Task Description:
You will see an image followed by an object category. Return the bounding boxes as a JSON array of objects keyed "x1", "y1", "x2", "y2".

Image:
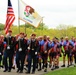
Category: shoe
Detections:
[
  {"x1": 49, "y1": 64, "x2": 52, "y2": 68},
  {"x1": 16, "y1": 69, "x2": 20, "y2": 73},
  {"x1": 26, "y1": 71, "x2": 30, "y2": 74},
  {"x1": 31, "y1": 71, "x2": 35, "y2": 74},
  {"x1": 70, "y1": 63, "x2": 73, "y2": 66},
  {"x1": 1, "y1": 66, "x2": 4, "y2": 68},
  {"x1": 55, "y1": 66, "x2": 59, "y2": 69},
  {"x1": 61, "y1": 64, "x2": 65, "y2": 67},
  {"x1": 12, "y1": 66, "x2": 15, "y2": 69},
  {"x1": 3, "y1": 69, "x2": 8, "y2": 72},
  {"x1": 19, "y1": 70, "x2": 23, "y2": 73},
  {"x1": 74, "y1": 64, "x2": 76, "y2": 67},
  {"x1": 51, "y1": 67, "x2": 55, "y2": 70},
  {"x1": 0, "y1": 65, "x2": 3, "y2": 68},
  {"x1": 42, "y1": 66, "x2": 44, "y2": 69},
  {"x1": 67, "y1": 65, "x2": 70, "y2": 67},
  {"x1": 44, "y1": 68, "x2": 47, "y2": 72},
  {"x1": 8, "y1": 70, "x2": 11, "y2": 72},
  {"x1": 38, "y1": 68, "x2": 41, "y2": 71}
]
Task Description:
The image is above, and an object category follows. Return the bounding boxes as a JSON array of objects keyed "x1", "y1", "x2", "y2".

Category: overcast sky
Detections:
[{"x1": 0, "y1": 0, "x2": 76, "y2": 28}]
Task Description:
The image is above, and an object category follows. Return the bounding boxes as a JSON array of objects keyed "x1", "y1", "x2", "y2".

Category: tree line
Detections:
[{"x1": 0, "y1": 23, "x2": 76, "y2": 39}]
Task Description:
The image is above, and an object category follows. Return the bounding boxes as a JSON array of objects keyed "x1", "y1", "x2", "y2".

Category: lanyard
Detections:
[
  {"x1": 43, "y1": 41, "x2": 47, "y2": 51},
  {"x1": 54, "y1": 44, "x2": 57, "y2": 51}
]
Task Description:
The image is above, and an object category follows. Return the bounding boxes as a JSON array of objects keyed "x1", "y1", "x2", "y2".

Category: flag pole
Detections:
[
  {"x1": 18, "y1": 0, "x2": 20, "y2": 34},
  {"x1": 25, "y1": 23, "x2": 26, "y2": 34},
  {"x1": 18, "y1": 0, "x2": 21, "y2": 49}
]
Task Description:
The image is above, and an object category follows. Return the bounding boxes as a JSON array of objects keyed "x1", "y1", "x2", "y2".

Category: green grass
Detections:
[{"x1": 44, "y1": 67, "x2": 76, "y2": 75}]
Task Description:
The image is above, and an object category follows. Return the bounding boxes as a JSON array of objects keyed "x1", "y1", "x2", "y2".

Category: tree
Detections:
[
  {"x1": 0, "y1": 23, "x2": 4, "y2": 31},
  {"x1": 56, "y1": 24, "x2": 69, "y2": 37}
]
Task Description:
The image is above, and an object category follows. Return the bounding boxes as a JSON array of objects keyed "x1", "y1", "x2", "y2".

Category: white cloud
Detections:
[{"x1": 0, "y1": 0, "x2": 76, "y2": 28}]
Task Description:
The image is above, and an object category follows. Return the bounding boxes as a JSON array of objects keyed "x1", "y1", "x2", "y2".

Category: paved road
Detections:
[{"x1": 0, "y1": 61, "x2": 73, "y2": 75}]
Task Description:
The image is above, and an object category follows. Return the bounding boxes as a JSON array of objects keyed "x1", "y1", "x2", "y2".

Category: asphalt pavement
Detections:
[{"x1": 0, "y1": 61, "x2": 74, "y2": 75}]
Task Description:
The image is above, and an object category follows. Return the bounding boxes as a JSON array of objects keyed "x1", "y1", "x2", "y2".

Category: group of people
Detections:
[{"x1": 0, "y1": 29, "x2": 76, "y2": 74}]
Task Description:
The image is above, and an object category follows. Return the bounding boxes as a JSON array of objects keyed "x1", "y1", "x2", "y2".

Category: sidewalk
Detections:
[{"x1": 0, "y1": 61, "x2": 72, "y2": 75}]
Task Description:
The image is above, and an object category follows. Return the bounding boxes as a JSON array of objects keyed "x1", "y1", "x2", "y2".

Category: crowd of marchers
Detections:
[{"x1": 0, "y1": 29, "x2": 76, "y2": 74}]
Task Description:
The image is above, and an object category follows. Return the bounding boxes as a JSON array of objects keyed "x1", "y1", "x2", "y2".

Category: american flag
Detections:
[{"x1": 4, "y1": 0, "x2": 15, "y2": 34}]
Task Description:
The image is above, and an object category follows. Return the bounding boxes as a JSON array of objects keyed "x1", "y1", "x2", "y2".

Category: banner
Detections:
[{"x1": 19, "y1": 0, "x2": 42, "y2": 27}]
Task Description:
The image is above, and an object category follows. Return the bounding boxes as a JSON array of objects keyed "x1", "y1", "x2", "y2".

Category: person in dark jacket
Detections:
[
  {"x1": 3, "y1": 30, "x2": 15, "y2": 72},
  {"x1": 16, "y1": 32, "x2": 27, "y2": 73},
  {"x1": 26, "y1": 34, "x2": 39, "y2": 74}
]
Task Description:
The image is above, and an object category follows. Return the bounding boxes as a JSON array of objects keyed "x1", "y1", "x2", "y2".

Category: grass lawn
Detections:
[{"x1": 44, "y1": 67, "x2": 76, "y2": 75}]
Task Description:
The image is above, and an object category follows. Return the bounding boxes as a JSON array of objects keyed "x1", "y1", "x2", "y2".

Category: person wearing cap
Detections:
[
  {"x1": 3, "y1": 30, "x2": 16, "y2": 72},
  {"x1": 15, "y1": 32, "x2": 27, "y2": 73},
  {"x1": 26, "y1": 33, "x2": 39, "y2": 74}
]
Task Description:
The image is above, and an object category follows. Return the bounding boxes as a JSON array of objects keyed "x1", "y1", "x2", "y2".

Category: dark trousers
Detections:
[
  {"x1": 74, "y1": 56, "x2": 76, "y2": 64},
  {"x1": 16, "y1": 53, "x2": 25, "y2": 71},
  {"x1": 42, "y1": 53, "x2": 48, "y2": 68},
  {"x1": 0, "y1": 55, "x2": 2, "y2": 66},
  {"x1": 28, "y1": 54, "x2": 37, "y2": 73},
  {"x1": 3, "y1": 51, "x2": 13, "y2": 70}
]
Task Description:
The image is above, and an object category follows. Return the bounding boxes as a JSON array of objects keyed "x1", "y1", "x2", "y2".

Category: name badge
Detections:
[
  {"x1": 35, "y1": 52, "x2": 37, "y2": 55},
  {"x1": 19, "y1": 48, "x2": 22, "y2": 52},
  {"x1": 28, "y1": 47, "x2": 30, "y2": 50},
  {"x1": 7, "y1": 46, "x2": 10, "y2": 50},
  {"x1": 32, "y1": 48, "x2": 34, "y2": 51},
  {"x1": 0, "y1": 53, "x2": 1, "y2": 55}
]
